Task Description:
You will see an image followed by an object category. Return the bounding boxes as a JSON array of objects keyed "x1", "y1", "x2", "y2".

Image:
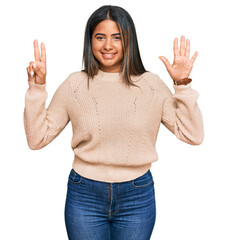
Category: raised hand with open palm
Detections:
[
  {"x1": 159, "y1": 35, "x2": 198, "y2": 83},
  {"x1": 26, "y1": 39, "x2": 46, "y2": 85}
]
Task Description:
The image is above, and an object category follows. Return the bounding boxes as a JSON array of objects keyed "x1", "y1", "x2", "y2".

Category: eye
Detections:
[
  {"x1": 114, "y1": 37, "x2": 121, "y2": 40},
  {"x1": 96, "y1": 37, "x2": 104, "y2": 40}
]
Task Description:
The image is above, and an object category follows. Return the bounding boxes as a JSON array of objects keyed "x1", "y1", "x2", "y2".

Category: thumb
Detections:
[{"x1": 159, "y1": 56, "x2": 171, "y2": 70}]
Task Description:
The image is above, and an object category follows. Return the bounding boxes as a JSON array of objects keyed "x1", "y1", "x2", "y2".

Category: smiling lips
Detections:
[{"x1": 101, "y1": 52, "x2": 117, "y2": 59}]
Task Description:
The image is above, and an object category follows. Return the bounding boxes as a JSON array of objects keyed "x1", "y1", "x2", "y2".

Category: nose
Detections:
[{"x1": 103, "y1": 38, "x2": 113, "y2": 51}]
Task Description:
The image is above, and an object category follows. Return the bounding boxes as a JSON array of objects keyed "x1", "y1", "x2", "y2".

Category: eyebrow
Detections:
[{"x1": 95, "y1": 33, "x2": 120, "y2": 37}]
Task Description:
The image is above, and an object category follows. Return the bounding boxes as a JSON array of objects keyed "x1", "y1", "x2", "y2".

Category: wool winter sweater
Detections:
[{"x1": 24, "y1": 69, "x2": 204, "y2": 183}]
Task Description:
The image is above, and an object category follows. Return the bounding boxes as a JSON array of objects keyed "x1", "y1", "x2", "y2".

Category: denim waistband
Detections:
[{"x1": 69, "y1": 168, "x2": 153, "y2": 186}]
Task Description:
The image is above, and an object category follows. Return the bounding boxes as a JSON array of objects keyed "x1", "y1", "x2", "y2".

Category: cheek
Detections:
[
  {"x1": 117, "y1": 47, "x2": 123, "y2": 58},
  {"x1": 92, "y1": 39, "x2": 102, "y2": 49},
  {"x1": 115, "y1": 43, "x2": 123, "y2": 54},
  {"x1": 91, "y1": 39, "x2": 99, "y2": 52},
  {"x1": 92, "y1": 44, "x2": 100, "y2": 59}
]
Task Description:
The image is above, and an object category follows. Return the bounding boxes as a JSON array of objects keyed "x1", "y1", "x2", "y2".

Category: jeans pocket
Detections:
[
  {"x1": 68, "y1": 168, "x2": 83, "y2": 185},
  {"x1": 131, "y1": 170, "x2": 154, "y2": 188}
]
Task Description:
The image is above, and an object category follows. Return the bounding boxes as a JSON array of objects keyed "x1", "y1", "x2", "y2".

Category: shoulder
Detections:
[
  {"x1": 142, "y1": 71, "x2": 169, "y2": 88},
  {"x1": 132, "y1": 71, "x2": 160, "y2": 87},
  {"x1": 136, "y1": 71, "x2": 160, "y2": 82},
  {"x1": 138, "y1": 71, "x2": 172, "y2": 96},
  {"x1": 65, "y1": 71, "x2": 88, "y2": 89},
  {"x1": 68, "y1": 70, "x2": 88, "y2": 81}
]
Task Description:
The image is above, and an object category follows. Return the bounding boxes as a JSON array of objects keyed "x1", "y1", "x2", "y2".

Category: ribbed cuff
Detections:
[
  {"x1": 173, "y1": 82, "x2": 192, "y2": 94},
  {"x1": 28, "y1": 80, "x2": 46, "y2": 91}
]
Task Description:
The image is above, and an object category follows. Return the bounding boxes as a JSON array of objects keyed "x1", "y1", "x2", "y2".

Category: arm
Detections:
[
  {"x1": 157, "y1": 75, "x2": 204, "y2": 145},
  {"x1": 23, "y1": 75, "x2": 71, "y2": 150}
]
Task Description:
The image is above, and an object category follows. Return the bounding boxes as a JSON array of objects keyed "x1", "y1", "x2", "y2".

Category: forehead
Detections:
[{"x1": 93, "y1": 20, "x2": 120, "y2": 34}]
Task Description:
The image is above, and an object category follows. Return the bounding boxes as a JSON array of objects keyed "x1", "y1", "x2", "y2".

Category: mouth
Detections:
[{"x1": 101, "y1": 52, "x2": 117, "y2": 59}]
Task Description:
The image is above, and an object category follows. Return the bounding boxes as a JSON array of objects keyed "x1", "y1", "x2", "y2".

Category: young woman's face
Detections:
[{"x1": 92, "y1": 19, "x2": 123, "y2": 72}]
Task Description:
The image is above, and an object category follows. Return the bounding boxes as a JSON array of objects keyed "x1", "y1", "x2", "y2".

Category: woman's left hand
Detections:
[{"x1": 159, "y1": 35, "x2": 198, "y2": 82}]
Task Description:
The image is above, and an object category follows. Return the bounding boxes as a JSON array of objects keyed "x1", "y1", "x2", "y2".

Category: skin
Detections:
[
  {"x1": 159, "y1": 36, "x2": 198, "y2": 82},
  {"x1": 91, "y1": 19, "x2": 123, "y2": 73},
  {"x1": 26, "y1": 21, "x2": 198, "y2": 84},
  {"x1": 26, "y1": 40, "x2": 46, "y2": 85}
]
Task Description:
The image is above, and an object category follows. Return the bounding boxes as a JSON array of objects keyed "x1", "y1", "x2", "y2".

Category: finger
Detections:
[
  {"x1": 173, "y1": 38, "x2": 179, "y2": 56},
  {"x1": 190, "y1": 51, "x2": 198, "y2": 64},
  {"x1": 159, "y1": 56, "x2": 172, "y2": 71},
  {"x1": 34, "y1": 39, "x2": 41, "y2": 62},
  {"x1": 180, "y1": 35, "x2": 186, "y2": 56},
  {"x1": 29, "y1": 61, "x2": 36, "y2": 70},
  {"x1": 186, "y1": 39, "x2": 190, "y2": 58},
  {"x1": 27, "y1": 65, "x2": 35, "y2": 83},
  {"x1": 40, "y1": 42, "x2": 46, "y2": 64},
  {"x1": 29, "y1": 61, "x2": 36, "y2": 76},
  {"x1": 32, "y1": 61, "x2": 44, "y2": 79}
]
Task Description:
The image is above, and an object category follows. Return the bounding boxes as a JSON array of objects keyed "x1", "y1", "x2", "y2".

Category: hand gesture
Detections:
[
  {"x1": 159, "y1": 35, "x2": 198, "y2": 82},
  {"x1": 26, "y1": 40, "x2": 46, "y2": 85}
]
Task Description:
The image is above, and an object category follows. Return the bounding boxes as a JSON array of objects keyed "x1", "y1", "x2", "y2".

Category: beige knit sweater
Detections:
[{"x1": 24, "y1": 69, "x2": 204, "y2": 182}]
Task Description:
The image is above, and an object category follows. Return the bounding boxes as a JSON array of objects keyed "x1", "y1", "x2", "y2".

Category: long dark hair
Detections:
[{"x1": 81, "y1": 5, "x2": 148, "y2": 89}]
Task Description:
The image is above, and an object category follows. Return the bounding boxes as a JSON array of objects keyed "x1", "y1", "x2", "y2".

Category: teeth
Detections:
[{"x1": 103, "y1": 53, "x2": 115, "y2": 56}]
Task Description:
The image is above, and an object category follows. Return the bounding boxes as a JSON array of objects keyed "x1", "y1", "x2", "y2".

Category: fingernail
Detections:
[
  {"x1": 33, "y1": 63, "x2": 36, "y2": 68},
  {"x1": 31, "y1": 70, "x2": 34, "y2": 76}
]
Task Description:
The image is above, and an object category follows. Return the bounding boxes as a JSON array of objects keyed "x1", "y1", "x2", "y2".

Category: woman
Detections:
[{"x1": 24, "y1": 5, "x2": 204, "y2": 240}]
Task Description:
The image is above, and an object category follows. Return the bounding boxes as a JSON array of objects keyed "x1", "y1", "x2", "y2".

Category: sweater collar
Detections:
[{"x1": 94, "y1": 69, "x2": 123, "y2": 82}]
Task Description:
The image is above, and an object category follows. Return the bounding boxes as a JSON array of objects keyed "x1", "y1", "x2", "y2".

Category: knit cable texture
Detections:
[{"x1": 24, "y1": 70, "x2": 204, "y2": 182}]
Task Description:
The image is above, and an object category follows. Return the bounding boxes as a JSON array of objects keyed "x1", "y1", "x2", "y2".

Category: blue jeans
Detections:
[{"x1": 64, "y1": 168, "x2": 156, "y2": 240}]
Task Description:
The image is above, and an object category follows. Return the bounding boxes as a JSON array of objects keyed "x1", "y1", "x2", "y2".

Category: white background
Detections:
[{"x1": 0, "y1": 0, "x2": 227, "y2": 239}]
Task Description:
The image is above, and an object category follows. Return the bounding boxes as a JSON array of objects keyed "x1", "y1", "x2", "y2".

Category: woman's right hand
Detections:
[{"x1": 26, "y1": 40, "x2": 47, "y2": 85}]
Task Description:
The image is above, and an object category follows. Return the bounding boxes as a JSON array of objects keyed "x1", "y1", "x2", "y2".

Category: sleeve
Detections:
[
  {"x1": 156, "y1": 74, "x2": 204, "y2": 145},
  {"x1": 23, "y1": 74, "x2": 71, "y2": 150}
]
